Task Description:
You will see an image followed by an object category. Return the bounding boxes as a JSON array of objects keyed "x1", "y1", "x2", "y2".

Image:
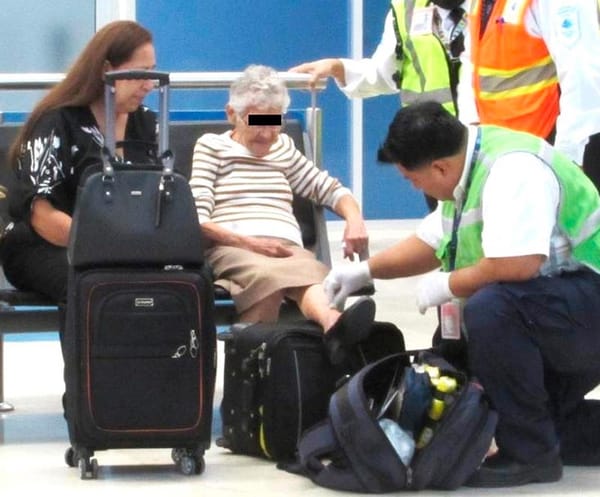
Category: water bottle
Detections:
[{"x1": 379, "y1": 418, "x2": 415, "y2": 466}]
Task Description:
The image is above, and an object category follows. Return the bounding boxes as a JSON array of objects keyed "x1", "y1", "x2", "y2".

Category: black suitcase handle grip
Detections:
[{"x1": 104, "y1": 70, "x2": 170, "y2": 87}]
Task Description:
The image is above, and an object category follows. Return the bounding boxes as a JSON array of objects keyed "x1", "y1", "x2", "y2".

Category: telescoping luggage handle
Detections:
[{"x1": 103, "y1": 69, "x2": 172, "y2": 175}]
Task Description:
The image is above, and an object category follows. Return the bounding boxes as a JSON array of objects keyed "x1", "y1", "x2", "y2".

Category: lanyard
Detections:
[
  {"x1": 447, "y1": 128, "x2": 482, "y2": 271},
  {"x1": 448, "y1": 7, "x2": 468, "y2": 46}
]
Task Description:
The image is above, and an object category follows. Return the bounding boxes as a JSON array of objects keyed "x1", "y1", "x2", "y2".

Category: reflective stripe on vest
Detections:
[
  {"x1": 391, "y1": 0, "x2": 456, "y2": 115},
  {"x1": 469, "y1": 0, "x2": 559, "y2": 138},
  {"x1": 478, "y1": 55, "x2": 558, "y2": 100},
  {"x1": 437, "y1": 126, "x2": 600, "y2": 273}
]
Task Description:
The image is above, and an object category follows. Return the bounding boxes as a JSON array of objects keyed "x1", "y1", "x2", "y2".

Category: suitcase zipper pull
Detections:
[
  {"x1": 190, "y1": 329, "x2": 199, "y2": 358},
  {"x1": 171, "y1": 331, "x2": 198, "y2": 360},
  {"x1": 172, "y1": 345, "x2": 187, "y2": 359}
]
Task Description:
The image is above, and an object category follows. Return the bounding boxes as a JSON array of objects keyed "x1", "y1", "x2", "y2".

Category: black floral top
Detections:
[{"x1": 9, "y1": 105, "x2": 157, "y2": 223}]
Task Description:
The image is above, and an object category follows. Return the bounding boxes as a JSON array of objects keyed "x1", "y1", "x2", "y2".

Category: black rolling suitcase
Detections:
[
  {"x1": 63, "y1": 70, "x2": 216, "y2": 479},
  {"x1": 216, "y1": 319, "x2": 406, "y2": 462}
]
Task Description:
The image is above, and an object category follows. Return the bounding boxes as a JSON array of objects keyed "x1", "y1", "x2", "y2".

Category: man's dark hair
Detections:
[{"x1": 377, "y1": 101, "x2": 467, "y2": 170}]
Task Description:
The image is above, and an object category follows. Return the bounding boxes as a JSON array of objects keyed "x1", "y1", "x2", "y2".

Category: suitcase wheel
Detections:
[
  {"x1": 172, "y1": 448, "x2": 206, "y2": 476},
  {"x1": 78, "y1": 457, "x2": 99, "y2": 480},
  {"x1": 64, "y1": 447, "x2": 76, "y2": 468},
  {"x1": 65, "y1": 446, "x2": 98, "y2": 479}
]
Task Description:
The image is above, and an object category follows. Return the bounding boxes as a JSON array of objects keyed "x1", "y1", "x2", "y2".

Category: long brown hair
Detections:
[{"x1": 9, "y1": 20, "x2": 153, "y2": 167}]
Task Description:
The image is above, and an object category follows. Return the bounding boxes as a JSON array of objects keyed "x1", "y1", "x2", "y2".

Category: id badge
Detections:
[
  {"x1": 441, "y1": 299, "x2": 462, "y2": 340},
  {"x1": 410, "y1": 7, "x2": 436, "y2": 36}
]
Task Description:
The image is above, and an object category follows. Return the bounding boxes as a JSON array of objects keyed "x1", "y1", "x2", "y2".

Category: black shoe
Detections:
[
  {"x1": 465, "y1": 450, "x2": 563, "y2": 488},
  {"x1": 324, "y1": 297, "x2": 376, "y2": 365}
]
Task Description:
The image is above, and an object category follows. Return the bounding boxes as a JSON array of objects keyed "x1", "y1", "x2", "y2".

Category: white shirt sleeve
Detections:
[
  {"x1": 338, "y1": 10, "x2": 400, "y2": 98},
  {"x1": 416, "y1": 203, "x2": 445, "y2": 250},
  {"x1": 481, "y1": 152, "x2": 559, "y2": 258},
  {"x1": 341, "y1": 3, "x2": 474, "y2": 107},
  {"x1": 528, "y1": 0, "x2": 600, "y2": 164}
]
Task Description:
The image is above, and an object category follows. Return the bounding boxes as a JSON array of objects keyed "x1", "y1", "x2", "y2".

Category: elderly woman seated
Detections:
[{"x1": 190, "y1": 64, "x2": 374, "y2": 364}]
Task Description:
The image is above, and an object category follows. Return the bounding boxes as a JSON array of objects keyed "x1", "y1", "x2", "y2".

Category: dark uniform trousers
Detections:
[{"x1": 463, "y1": 269, "x2": 600, "y2": 465}]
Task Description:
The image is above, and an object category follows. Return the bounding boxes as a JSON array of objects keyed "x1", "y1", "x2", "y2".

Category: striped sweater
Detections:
[{"x1": 190, "y1": 131, "x2": 351, "y2": 246}]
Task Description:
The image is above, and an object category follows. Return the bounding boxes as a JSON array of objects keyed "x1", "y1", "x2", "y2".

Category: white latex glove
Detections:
[
  {"x1": 324, "y1": 261, "x2": 372, "y2": 310},
  {"x1": 416, "y1": 272, "x2": 454, "y2": 314}
]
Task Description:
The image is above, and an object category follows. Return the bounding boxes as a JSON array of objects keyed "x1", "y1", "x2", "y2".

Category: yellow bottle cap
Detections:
[
  {"x1": 424, "y1": 365, "x2": 440, "y2": 379},
  {"x1": 429, "y1": 398, "x2": 445, "y2": 420},
  {"x1": 432, "y1": 376, "x2": 458, "y2": 393}
]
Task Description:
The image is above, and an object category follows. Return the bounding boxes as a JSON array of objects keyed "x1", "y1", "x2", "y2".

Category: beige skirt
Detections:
[{"x1": 206, "y1": 242, "x2": 330, "y2": 313}]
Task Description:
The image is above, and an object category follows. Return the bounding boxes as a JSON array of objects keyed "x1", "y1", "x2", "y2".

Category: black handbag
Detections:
[{"x1": 68, "y1": 70, "x2": 204, "y2": 269}]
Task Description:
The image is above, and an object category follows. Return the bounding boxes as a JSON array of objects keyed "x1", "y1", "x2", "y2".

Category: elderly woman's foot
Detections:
[{"x1": 324, "y1": 297, "x2": 376, "y2": 365}]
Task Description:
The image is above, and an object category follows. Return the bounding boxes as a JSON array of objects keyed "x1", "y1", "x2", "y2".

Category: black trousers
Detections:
[
  {"x1": 463, "y1": 271, "x2": 600, "y2": 465},
  {"x1": 0, "y1": 223, "x2": 68, "y2": 303}
]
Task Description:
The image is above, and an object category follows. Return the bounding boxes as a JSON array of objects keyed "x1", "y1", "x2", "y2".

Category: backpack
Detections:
[{"x1": 295, "y1": 351, "x2": 498, "y2": 492}]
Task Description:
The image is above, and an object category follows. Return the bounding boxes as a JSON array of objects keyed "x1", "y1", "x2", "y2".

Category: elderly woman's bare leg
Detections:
[
  {"x1": 239, "y1": 291, "x2": 285, "y2": 323},
  {"x1": 288, "y1": 283, "x2": 341, "y2": 330}
]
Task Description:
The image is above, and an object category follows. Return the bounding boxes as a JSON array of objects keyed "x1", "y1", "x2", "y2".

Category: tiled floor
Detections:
[{"x1": 1, "y1": 219, "x2": 599, "y2": 495}]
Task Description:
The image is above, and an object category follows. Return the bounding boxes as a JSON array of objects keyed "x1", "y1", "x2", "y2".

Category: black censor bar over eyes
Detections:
[{"x1": 248, "y1": 114, "x2": 283, "y2": 126}]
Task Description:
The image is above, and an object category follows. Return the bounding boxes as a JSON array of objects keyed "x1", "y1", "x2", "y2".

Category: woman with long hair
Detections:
[{"x1": 1, "y1": 20, "x2": 157, "y2": 303}]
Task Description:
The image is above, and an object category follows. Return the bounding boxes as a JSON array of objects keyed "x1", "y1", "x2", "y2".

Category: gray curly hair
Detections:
[{"x1": 228, "y1": 64, "x2": 291, "y2": 115}]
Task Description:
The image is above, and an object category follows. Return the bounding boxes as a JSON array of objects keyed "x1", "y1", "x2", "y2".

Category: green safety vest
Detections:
[
  {"x1": 391, "y1": 0, "x2": 457, "y2": 115},
  {"x1": 437, "y1": 126, "x2": 600, "y2": 273}
]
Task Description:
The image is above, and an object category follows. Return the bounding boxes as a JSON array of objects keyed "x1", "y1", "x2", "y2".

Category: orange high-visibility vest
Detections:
[{"x1": 469, "y1": 0, "x2": 559, "y2": 138}]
